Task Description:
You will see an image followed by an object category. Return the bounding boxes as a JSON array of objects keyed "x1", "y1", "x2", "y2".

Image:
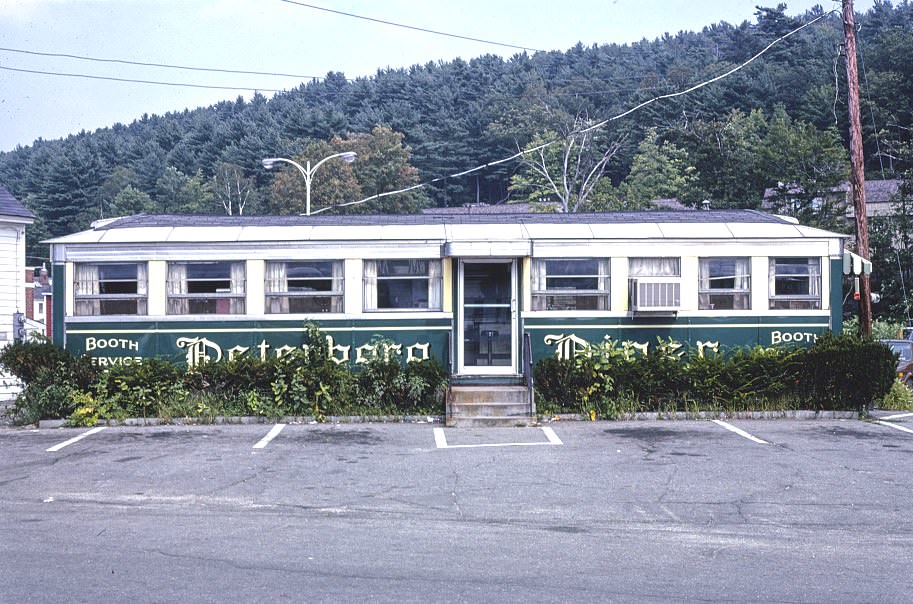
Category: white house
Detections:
[{"x1": 0, "y1": 184, "x2": 35, "y2": 404}]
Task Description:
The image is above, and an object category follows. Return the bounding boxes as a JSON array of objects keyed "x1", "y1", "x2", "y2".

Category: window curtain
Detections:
[
  {"x1": 136, "y1": 262, "x2": 148, "y2": 315},
  {"x1": 363, "y1": 260, "x2": 378, "y2": 311},
  {"x1": 808, "y1": 258, "x2": 821, "y2": 298},
  {"x1": 74, "y1": 264, "x2": 100, "y2": 315},
  {"x1": 265, "y1": 261, "x2": 288, "y2": 314},
  {"x1": 597, "y1": 259, "x2": 610, "y2": 310},
  {"x1": 428, "y1": 260, "x2": 442, "y2": 310},
  {"x1": 733, "y1": 258, "x2": 750, "y2": 290},
  {"x1": 531, "y1": 260, "x2": 547, "y2": 292},
  {"x1": 230, "y1": 262, "x2": 246, "y2": 314},
  {"x1": 166, "y1": 263, "x2": 188, "y2": 315},
  {"x1": 531, "y1": 260, "x2": 547, "y2": 310},
  {"x1": 331, "y1": 261, "x2": 344, "y2": 313},
  {"x1": 629, "y1": 257, "x2": 680, "y2": 277}
]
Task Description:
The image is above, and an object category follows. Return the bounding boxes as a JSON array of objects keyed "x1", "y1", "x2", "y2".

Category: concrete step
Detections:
[
  {"x1": 447, "y1": 416, "x2": 538, "y2": 428},
  {"x1": 447, "y1": 384, "x2": 534, "y2": 427}
]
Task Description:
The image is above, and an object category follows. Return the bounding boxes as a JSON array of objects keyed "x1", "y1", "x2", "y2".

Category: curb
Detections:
[
  {"x1": 542, "y1": 410, "x2": 862, "y2": 422},
  {"x1": 38, "y1": 414, "x2": 444, "y2": 429}
]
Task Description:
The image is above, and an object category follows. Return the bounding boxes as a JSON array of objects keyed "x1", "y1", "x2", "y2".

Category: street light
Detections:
[{"x1": 261, "y1": 151, "x2": 357, "y2": 216}]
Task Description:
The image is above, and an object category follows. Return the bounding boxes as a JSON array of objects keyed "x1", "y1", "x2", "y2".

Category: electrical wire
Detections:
[
  {"x1": 276, "y1": 0, "x2": 543, "y2": 52},
  {"x1": 0, "y1": 64, "x2": 284, "y2": 92},
  {"x1": 0, "y1": 46, "x2": 321, "y2": 80},
  {"x1": 313, "y1": 10, "x2": 838, "y2": 214}
]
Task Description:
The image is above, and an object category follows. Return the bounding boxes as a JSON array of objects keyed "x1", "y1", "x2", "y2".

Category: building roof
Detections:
[
  {"x1": 47, "y1": 210, "x2": 846, "y2": 247},
  {"x1": 90, "y1": 209, "x2": 793, "y2": 229},
  {"x1": 0, "y1": 183, "x2": 35, "y2": 220}
]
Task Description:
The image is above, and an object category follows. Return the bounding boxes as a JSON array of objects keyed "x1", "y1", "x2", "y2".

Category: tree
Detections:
[
  {"x1": 211, "y1": 162, "x2": 257, "y2": 216},
  {"x1": 509, "y1": 115, "x2": 622, "y2": 213},
  {"x1": 110, "y1": 186, "x2": 156, "y2": 216},
  {"x1": 761, "y1": 107, "x2": 850, "y2": 231},
  {"x1": 338, "y1": 125, "x2": 430, "y2": 214},
  {"x1": 263, "y1": 139, "x2": 361, "y2": 215},
  {"x1": 262, "y1": 127, "x2": 429, "y2": 215},
  {"x1": 614, "y1": 128, "x2": 698, "y2": 209},
  {"x1": 155, "y1": 167, "x2": 213, "y2": 214},
  {"x1": 671, "y1": 109, "x2": 770, "y2": 209}
]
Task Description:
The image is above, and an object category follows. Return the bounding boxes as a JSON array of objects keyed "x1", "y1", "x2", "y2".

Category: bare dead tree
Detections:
[{"x1": 213, "y1": 162, "x2": 253, "y2": 216}]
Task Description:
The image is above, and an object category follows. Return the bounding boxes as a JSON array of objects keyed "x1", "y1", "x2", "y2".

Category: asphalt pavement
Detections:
[{"x1": 1, "y1": 414, "x2": 912, "y2": 603}]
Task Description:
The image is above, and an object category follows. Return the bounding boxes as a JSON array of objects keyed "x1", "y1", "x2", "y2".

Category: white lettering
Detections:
[{"x1": 771, "y1": 331, "x2": 819, "y2": 345}]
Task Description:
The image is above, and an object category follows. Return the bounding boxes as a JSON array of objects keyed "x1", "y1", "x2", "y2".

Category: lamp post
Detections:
[{"x1": 261, "y1": 151, "x2": 357, "y2": 216}]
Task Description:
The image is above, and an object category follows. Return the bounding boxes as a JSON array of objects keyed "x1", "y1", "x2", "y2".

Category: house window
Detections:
[
  {"x1": 265, "y1": 260, "x2": 343, "y2": 313},
  {"x1": 769, "y1": 257, "x2": 821, "y2": 309},
  {"x1": 531, "y1": 259, "x2": 610, "y2": 310},
  {"x1": 167, "y1": 261, "x2": 245, "y2": 315},
  {"x1": 74, "y1": 263, "x2": 147, "y2": 316},
  {"x1": 363, "y1": 259, "x2": 442, "y2": 311},
  {"x1": 699, "y1": 258, "x2": 751, "y2": 310},
  {"x1": 628, "y1": 257, "x2": 681, "y2": 309}
]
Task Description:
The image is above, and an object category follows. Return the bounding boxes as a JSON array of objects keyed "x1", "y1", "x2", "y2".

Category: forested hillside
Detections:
[{"x1": 2, "y1": 2, "x2": 912, "y2": 266}]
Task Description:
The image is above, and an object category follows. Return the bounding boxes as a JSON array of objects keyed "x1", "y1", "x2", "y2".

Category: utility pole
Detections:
[{"x1": 843, "y1": 0, "x2": 873, "y2": 336}]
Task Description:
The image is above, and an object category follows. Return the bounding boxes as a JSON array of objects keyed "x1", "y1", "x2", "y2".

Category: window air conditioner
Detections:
[{"x1": 629, "y1": 279, "x2": 680, "y2": 312}]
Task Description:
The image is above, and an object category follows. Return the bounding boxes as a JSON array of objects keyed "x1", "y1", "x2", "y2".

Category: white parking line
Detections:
[
  {"x1": 253, "y1": 423, "x2": 286, "y2": 449},
  {"x1": 46, "y1": 427, "x2": 107, "y2": 452},
  {"x1": 880, "y1": 412, "x2": 913, "y2": 421},
  {"x1": 875, "y1": 420, "x2": 913, "y2": 435},
  {"x1": 711, "y1": 420, "x2": 769, "y2": 444},
  {"x1": 433, "y1": 427, "x2": 562, "y2": 449}
]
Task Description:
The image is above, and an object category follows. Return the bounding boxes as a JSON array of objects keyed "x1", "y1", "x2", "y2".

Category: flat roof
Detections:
[
  {"x1": 94, "y1": 210, "x2": 789, "y2": 230},
  {"x1": 46, "y1": 210, "x2": 847, "y2": 246}
]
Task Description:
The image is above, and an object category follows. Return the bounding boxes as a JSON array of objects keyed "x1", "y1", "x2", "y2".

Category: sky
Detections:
[{"x1": 0, "y1": 0, "x2": 877, "y2": 152}]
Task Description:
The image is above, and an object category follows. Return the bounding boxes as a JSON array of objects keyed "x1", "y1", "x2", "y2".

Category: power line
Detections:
[
  {"x1": 0, "y1": 64, "x2": 284, "y2": 93},
  {"x1": 277, "y1": 0, "x2": 544, "y2": 52},
  {"x1": 0, "y1": 46, "x2": 321, "y2": 80},
  {"x1": 315, "y1": 11, "x2": 837, "y2": 214}
]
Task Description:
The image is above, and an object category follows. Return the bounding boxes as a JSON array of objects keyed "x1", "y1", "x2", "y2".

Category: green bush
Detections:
[
  {"x1": 533, "y1": 334, "x2": 895, "y2": 415},
  {"x1": 0, "y1": 337, "x2": 96, "y2": 389},
  {"x1": 797, "y1": 333, "x2": 896, "y2": 412},
  {"x1": 354, "y1": 352, "x2": 447, "y2": 415},
  {"x1": 880, "y1": 379, "x2": 913, "y2": 411}
]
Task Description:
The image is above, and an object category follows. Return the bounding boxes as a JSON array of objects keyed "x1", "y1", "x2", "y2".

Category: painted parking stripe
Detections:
[
  {"x1": 875, "y1": 420, "x2": 913, "y2": 435},
  {"x1": 46, "y1": 427, "x2": 107, "y2": 452},
  {"x1": 541, "y1": 426, "x2": 563, "y2": 445},
  {"x1": 880, "y1": 412, "x2": 913, "y2": 421},
  {"x1": 710, "y1": 420, "x2": 769, "y2": 445},
  {"x1": 433, "y1": 427, "x2": 562, "y2": 449},
  {"x1": 253, "y1": 423, "x2": 286, "y2": 449}
]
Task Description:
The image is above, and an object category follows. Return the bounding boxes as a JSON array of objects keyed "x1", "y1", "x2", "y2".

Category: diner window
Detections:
[
  {"x1": 363, "y1": 259, "x2": 442, "y2": 311},
  {"x1": 74, "y1": 262, "x2": 147, "y2": 316},
  {"x1": 769, "y1": 257, "x2": 821, "y2": 309},
  {"x1": 699, "y1": 258, "x2": 751, "y2": 310},
  {"x1": 167, "y1": 261, "x2": 245, "y2": 315},
  {"x1": 265, "y1": 260, "x2": 343, "y2": 313},
  {"x1": 531, "y1": 259, "x2": 610, "y2": 311}
]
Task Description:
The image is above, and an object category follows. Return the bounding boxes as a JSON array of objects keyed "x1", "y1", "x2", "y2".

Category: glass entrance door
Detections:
[{"x1": 459, "y1": 260, "x2": 516, "y2": 374}]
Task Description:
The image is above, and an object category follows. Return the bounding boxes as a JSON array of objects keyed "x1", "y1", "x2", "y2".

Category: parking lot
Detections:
[{"x1": 2, "y1": 414, "x2": 912, "y2": 603}]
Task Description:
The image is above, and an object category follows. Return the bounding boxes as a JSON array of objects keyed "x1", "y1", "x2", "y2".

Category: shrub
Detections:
[
  {"x1": 798, "y1": 333, "x2": 896, "y2": 412},
  {"x1": 879, "y1": 378, "x2": 913, "y2": 411},
  {"x1": 0, "y1": 337, "x2": 96, "y2": 389},
  {"x1": 533, "y1": 334, "x2": 894, "y2": 414},
  {"x1": 354, "y1": 343, "x2": 448, "y2": 414}
]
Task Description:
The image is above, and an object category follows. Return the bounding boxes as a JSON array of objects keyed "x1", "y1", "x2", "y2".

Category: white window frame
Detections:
[
  {"x1": 363, "y1": 259, "x2": 442, "y2": 312},
  {"x1": 265, "y1": 260, "x2": 344, "y2": 314},
  {"x1": 699, "y1": 257, "x2": 751, "y2": 310},
  {"x1": 531, "y1": 258, "x2": 610, "y2": 311},
  {"x1": 74, "y1": 262, "x2": 148, "y2": 316},
  {"x1": 768, "y1": 257, "x2": 821, "y2": 310},
  {"x1": 166, "y1": 261, "x2": 246, "y2": 315}
]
